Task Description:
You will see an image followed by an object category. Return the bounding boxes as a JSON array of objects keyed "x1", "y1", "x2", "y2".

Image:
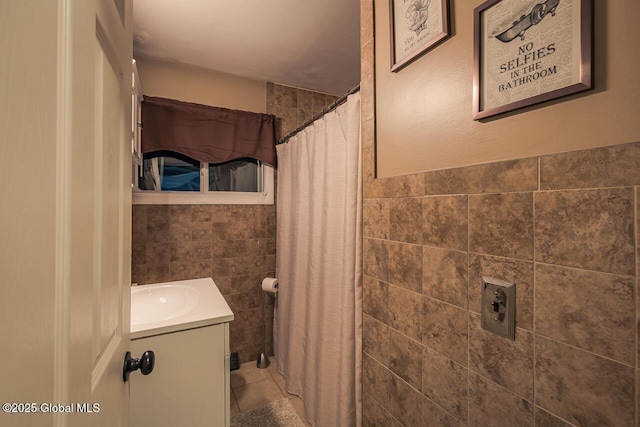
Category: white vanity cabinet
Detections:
[{"x1": 129, "y1": 278, "x2": 233, "y2": 427}]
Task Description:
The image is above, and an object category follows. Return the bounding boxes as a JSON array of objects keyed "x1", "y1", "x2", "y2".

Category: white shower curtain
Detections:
[{"x1": 274, "y1": 92, "x2": 362, "y2": 427}]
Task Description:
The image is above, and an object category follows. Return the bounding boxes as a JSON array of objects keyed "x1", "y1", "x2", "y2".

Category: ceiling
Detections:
[{"x1": 132, "y1": 0, "x2": 361, "y2": 96}]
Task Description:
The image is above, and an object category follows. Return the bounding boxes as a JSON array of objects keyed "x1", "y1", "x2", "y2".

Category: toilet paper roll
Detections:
[{"x1": 261, "y1": 277, "x2": 279, "y2": 293}]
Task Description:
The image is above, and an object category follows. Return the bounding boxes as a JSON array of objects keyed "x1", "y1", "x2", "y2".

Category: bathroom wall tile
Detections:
[
  {"x1": 535, "y1": 336, "x2": 635, "y2": 427},
  {"x1": 390, "y1": 197, "x2": 423, "y2": 244},
  {"x1": 389, "y1": 242, "x2": 422, "y2": 293},
  {"x1": 297, "y1": 89, "x2": 313, "y2": 113},
  {"x1": 422, "y1": 396, "x2": 465, "y2": 427},
  {"x1": 192, "y1": 240, "x2": 212, "y2": 260},
  {"x1": 540, "y1": 142, "x2": 640, "y2": 190},
  {"x1": 469, "y1": 192, "x2": 534, "y2": 260},
  {"x1": 363, "y1": 275, "x2": 389, "y2": 324},
  {"x1": 363, "y1": 199, "x2": 390, "y2": 239},
  {"x1": 364, "y1": 238, "x2": 389, "y2": 282},
  {"x1": 389, "y1": 286, "x2": 422, "y2": 341},
  {"x1": 362, "y1": 119, "x2": 376, "y2": 193},
  {"x1": 363, "y1": 314, "x2": 389, "y2": 366},
  {"x1": 146, "y1": 264, "x2": 169, "y2": 283},
  {"x1": 361, "y1": 40, "x2": 375, "y2": 122},
  {"x1": 132, "y1": 207, "x2": 147, "y2": 241},
  {"x1": 534, "y1": 407, "x2": 574, "y2": 427},
  {"x1": 146, "y1": 205, "x2": 169, "y2": 223},
  {"x1": 363, "y1": 353, "x2": 390, "y2": 404},
  {"x1": 191, "y1": 260, "x2": 212, "y2": 278},
  {"x1": 225, "y1": 293, "x2": 249, "y2": 314},
  {"x1": 191, "y1": 221, "x2": 213, "y2": 242},
  {"x1": 422, "y1": 247, "x2": 468, "y2": 309},
  {"x1": 266, "y1": 82, "x2": 275, "y2": 113},
  {"x1": 381, "y1": 173, "x2": 425, "y2": 198},
  {"x1": 535, "y1": 188, "x2": 635, "y2": 275},
  {"x1": 169, "y1": 225, "x2": 192, "y2": 242},
  {"x1": 169, "y1": 205, "x2": 191, "y2": 225},
  {"x1": 169, "y1": 241, "x2": 192, "y2": 262},
  {"x1": 422, "y1": 297, "x2": 468, "y2": 366},
  {"x1": 131, "y1": 263, "x2": 145, "y2": 285},
  {"x1": 387, "y1": 373, "x2": 422, "y2": 427},
  {"x1": 423, "y1": 157, "x2": 538, "y2": 195},
  {"x1": 422, "y1": 347, "x2": 468, "y2": 421},
  {"x1": 146, "y1": 221, "x2": 169, "y2": 243},
  {"x1": 468, "y1": 253, "x2": 533, "y2": 331},
  {"x1": 535, "y1": 264, "x2": 635, "y2": 365},
  {"x1": 468, "y1": 314, "x2": 534, "y2": 400},
  {"x1": 361, "y1": 0, "x2": 374, "y2": 47},
  {"x1": 169, "y1": 261, "x2": 193, "y2": 282},
  {"x1": 145, "y1": 242, "x2": 170, "y2": 264},
  {"x1": 468, "y1": 372, "x2": 534, "y2": 427},
  {"x1": 389, "y1": 329, "x2": 422, "y2": 391},
  {"x1": 363, "y1": 394, "x2": 402, "y2": 427},
  {"x1": 191, "y1": 205, "x2": 211, "y2": 222},
  {"x1": 422, "y1": 195, "x2": 468, "y2": 251},
  {"x1": 131, "y1": 240, "x2": 146, "y2": 266}
]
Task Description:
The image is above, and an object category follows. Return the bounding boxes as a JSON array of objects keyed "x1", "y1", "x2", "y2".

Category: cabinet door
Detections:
[{"x1": 130, "y1": 324, "x2": 227, "y2": 427}]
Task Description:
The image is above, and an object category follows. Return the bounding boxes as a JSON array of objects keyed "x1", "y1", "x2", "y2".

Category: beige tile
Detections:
[
  {"x1": 423, "y1": 157, "x2": 538, "y2": 195},
  {"x1": 147, "y1": 221, "x2": 169, "y2": 243},
  {"x1": 540, "y1": 142, "x2": 640, "y2": 190},
  {"x1": 363, "y1": 276, "x2": 389, "y2": 324},
  {"x1": 422, "y1": 297, "x2": 468, "y2": 366},
  {"x1": 233, "y1": 378, "x2": 285, "y2": 412},
  {"x1": 422, "y1": 195, "x2": 468, "y2": 251},
  {"x1": 535, "y1": 188, "x2": 635, "y2": 275},
  {"x1": 234, "y1": 361, "x2": 269, "y2": 387},
  {"x1": 364, "y1": 394, "x2": 402, "y2": 427},
  {"x1": 364, "y1": 238, "x2": 389, "y2": 282},
  {"x1": 422, "y1": 348, "x2": 468, "y2": 421},
  {"x1": 168, "y1": 261, "x2": 193, "y2": 281},
  {"x1": 535, "y1": 264, "x2": 635, "y2": 365},
  {"x1": 389, "y1": 242, "x2": 423, "y2": 293},
  {"x1": 191, "y1": 221, "x2": 213, "y2": 241},
  {"x1": 423, "y1": 247, "x2": 468, "y2": 309},
  {"x1": 170, "y1": 205, "x2": 191, "y2": 225},
  {"x1": 146, "y1": 264, "x2": 169, "y2": 283},
  {"x1": 469, "y1": 192, "x2": 534, "y2": 260},
  {"x1": 468, "y1": 314, "x2": 534, "y2": 400},
  {"x1": 169, "y1": 240, "x2": 191, "y2": 262},
  {"x1": 534, "y1": 336, "x2": 635, "y2": 427},
  {"x1": 361, "y1": 41, "x2": 375, "y2": 122},
  {"x1": 468, "y1": 253, "x2": 534, "y2": 331},
  {"x1": 422, "y1": 396, "x2": 465, "y2": 427},
  {"x1": 389, "y1": 329, "x2": 422, "y2": 391},
  {"x1": 147, "y1": 205, "x2": 169, "y2": 223},
  {"x1": 169, "y1": 224, "x2": 191, "y2": 242},
  {"x1": 363, "y1": 314, "x2": 389, "y2": 366},
  {"x1": 390, "y1": 198, "x2": 424, "y2": 244},
  {"x1": 362, "y1": 119, "x2": 376, "y2": 191},
  {"x1": 387, "y1": 373, "x2": 422, "y2": 427},
  {"x1": 389, "y1": 286, "x2": 422, "y2": 341},
  {"x1": 468, "y1": 372, "x2": 533, "y2": 427},
  {"x1": 363, "y1": 353, "x2": 390, "y2": 404},
  {"x1": 363, "y1": 199, "x2": 390, "y2": 239},
  {"x1": 361, "y1": 0, "x2": 374, "y2": 47},
  {"x1": 381, "y1": 173, "x2": 425, "y2": 198},
  {"x1": 534, "y1": 407, "x2": 574, "y2": 427}
]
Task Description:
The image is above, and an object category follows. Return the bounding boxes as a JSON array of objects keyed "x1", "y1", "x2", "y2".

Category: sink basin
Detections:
[
  {"x1": 131, "y1": 284, "x2": 200, "y2": 327},
  {"x1": 130, "y1": 278, "x2": 234, "y2": 339}
]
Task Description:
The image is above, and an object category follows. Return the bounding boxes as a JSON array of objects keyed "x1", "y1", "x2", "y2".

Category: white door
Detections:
[{"x1": 0, "y1": 1, "x2": 134, "y2": 426}]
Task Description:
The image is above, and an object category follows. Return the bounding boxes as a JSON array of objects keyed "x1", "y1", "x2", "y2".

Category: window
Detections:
[{"x1": 132, "y1": 151, "x2": 274, "y2": 205}]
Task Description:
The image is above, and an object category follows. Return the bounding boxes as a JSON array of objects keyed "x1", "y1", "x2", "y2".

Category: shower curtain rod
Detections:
[{"x1": 276, "y1": 84, "x2": 360, "y2": 145}]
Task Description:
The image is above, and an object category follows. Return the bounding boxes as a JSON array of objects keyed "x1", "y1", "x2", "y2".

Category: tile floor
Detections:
[{"x1": 230, "y1": 357, "x2": 311, "y2": 426}]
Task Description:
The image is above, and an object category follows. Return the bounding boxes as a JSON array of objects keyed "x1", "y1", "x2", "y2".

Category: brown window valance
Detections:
[{"x1": 141, "y1": 96, "x2": 277, "y2": 166}]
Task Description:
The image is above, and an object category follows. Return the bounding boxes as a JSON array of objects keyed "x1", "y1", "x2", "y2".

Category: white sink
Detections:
[
  {"x1": 130, "y1": 278, "x2": 234, "y2": 339},
  {"x1": 131, "y1": 284, "x2": 201, "y2": 327}
]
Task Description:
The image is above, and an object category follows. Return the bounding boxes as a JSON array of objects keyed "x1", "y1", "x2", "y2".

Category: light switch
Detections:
[{"x1": 481, "y1": 276, "x2": 515, "y2": 340}]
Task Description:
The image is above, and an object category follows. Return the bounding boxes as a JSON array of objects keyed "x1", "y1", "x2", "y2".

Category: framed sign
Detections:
[
  {"x1": 473, "y1": 0, "x2": 592, "y2": 120},
  {"x1": 390, "y1": 0, "x2": 450, "y2": 72}
]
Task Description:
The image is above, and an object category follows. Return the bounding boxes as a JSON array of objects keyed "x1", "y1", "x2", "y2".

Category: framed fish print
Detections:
[
  {"x1": 390, "y1": 0, "x2": 450, "y2": 72},
  {"x1": 473, "y1": 0, "x2": 592, "y2": 120}
]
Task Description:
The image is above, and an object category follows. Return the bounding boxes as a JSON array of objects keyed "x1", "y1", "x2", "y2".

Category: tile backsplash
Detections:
[{"x1": 361, "y1": 139, "x2": 640, "y2": 427}]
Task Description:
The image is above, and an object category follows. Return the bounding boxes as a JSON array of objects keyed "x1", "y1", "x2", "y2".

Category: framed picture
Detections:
[
  {"x1": 390, "y1": 0, "x2": 450, "y2": 72},
  {"x1": 473, "y1": 0, "x2": 592, "y2": 120}
]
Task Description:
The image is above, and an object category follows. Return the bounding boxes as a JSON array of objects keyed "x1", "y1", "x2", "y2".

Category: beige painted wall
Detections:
[
  {"x1": 375, "y1": 0, "x2": 640, "y2": 177},
  {"x1": 135, "y1": 55, "x2": 267, "y2": 113}
]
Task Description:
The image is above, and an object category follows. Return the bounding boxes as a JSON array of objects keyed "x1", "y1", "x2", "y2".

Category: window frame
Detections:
[{"x1": 132, "y1": 162, "x2": 274, "y2": 205}]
